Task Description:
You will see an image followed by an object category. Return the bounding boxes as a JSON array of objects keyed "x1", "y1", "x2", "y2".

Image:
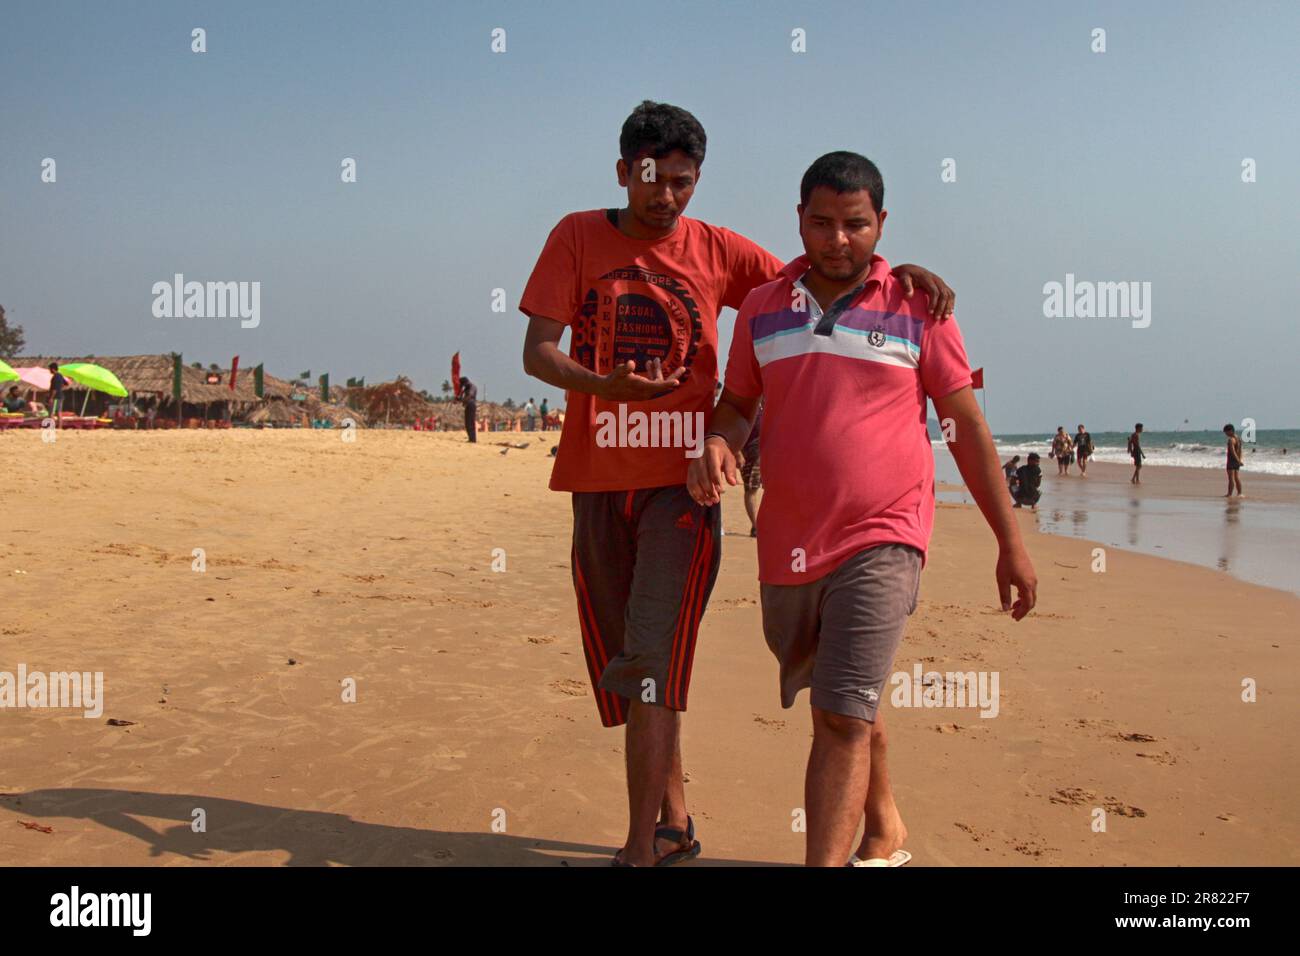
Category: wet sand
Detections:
[
  {"x1": 938, "y1": 453, "x2": 1300, "y2": 594},
  {"x1": 2, "y1": 430, "x2": 1296, "y2": 865}
]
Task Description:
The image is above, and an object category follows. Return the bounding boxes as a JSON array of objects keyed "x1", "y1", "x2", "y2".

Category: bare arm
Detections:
[
  {"x1": 932, "y1": 386, "x2": 1037, "y2": 619},
  {"x1": 522, "y1": 314, "x2": 685, "y2": 401},
  {"x1": 892, "y1": 264, "x2": 956, "y2": 318}
]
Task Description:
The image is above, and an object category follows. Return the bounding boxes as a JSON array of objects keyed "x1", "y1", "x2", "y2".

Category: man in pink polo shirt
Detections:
[{"x1": 689, "y1": 151, "x2": 1037, "y2": 867}]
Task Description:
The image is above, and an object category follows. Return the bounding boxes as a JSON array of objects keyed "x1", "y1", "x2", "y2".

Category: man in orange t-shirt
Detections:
[{"x1": 520, "y1": 100, "x2": 955, "y2": 867}]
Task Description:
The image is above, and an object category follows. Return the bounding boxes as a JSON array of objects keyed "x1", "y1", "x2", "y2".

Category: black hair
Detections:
[
  {"x1": 1028, "y1": 453, "x2": 1040, "y2": 461},
  {"x1": 619, "y1": 101, "x2": 707, "y2": 169},
  {"x1": 1135, "y1": 423, "x2": 1144, "y2": 430},
  {"x1": 800, "y1": 151, "x2": 884, "y2": 214},
  {"x1": 1223, "y1": 424, "x2": 1235, "y2": 433}
]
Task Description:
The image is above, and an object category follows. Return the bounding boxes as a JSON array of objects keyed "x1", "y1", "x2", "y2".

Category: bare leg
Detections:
[
  {"x1": 744, "y1": 487, "x2": 761, "y2": 535},
  {"x1": 805, "y1": 706, "x2": 872, "y2": 867},
  {"x1": 619, "y1": 702, "x2": 680, "y2": 866},
  {"x1": 855, "y1": 706, "x2": 908, "y2": 860},
  {"x1": 660, "y1": 719, "x2": 688, "y2": 833}
]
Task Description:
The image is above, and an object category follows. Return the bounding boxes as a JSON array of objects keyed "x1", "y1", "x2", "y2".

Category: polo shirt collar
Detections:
[{"x1": 781, "y1": 254, "x2": 892, "y2": 304}]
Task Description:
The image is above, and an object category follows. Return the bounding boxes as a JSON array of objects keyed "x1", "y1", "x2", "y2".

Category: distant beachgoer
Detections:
[
  {"x1": 539, "y1": 398, "x2": 549, "y2": 430},
  {"x1": 1223, "y1": 424, "x2": 1244, "y2": 497},
  {"x1": 1013, "y1": 453, "x2": 1042, "y2": 509},
  {"x1": 525, "y1": 397, "x2": 538, "y2": 431},
  {"x1": 1051, "y1": 427, "x2": 1072, "y2": 476},
  {"x1": 1074, "y1": 425, "x2": 1093, "y2": 477},
  {"x1": 47, "y1": 363, "x2": 67, "y2": 425},
  {"x1": 1127, "y1": 423, "x2": 1144, "y2": 484},
  {"x1": 4, "y1": 386, "x2": 28, "y2": 413},
  {"x1": 740, "y1": 401, "x2": 763, "y2": 537},
  {"x1": 459, "y1": 376, "x2": 478, "y2": 443},
  {"x1": 1002, "y1": 455, "x2": 1021, "y2": 494}
]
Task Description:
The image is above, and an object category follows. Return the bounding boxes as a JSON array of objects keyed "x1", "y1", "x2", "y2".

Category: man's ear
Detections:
[
  {"x1": 877, "y1": 208, "x2": 888, "y2": 233},
  {"x1": 616, "y1": 159, "x2": 628, "y2": 188}
]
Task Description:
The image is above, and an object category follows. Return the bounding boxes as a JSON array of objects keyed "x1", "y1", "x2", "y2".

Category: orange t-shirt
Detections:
[{"x1": 520, "y1": 209, "x2": 783, "y2": 492}]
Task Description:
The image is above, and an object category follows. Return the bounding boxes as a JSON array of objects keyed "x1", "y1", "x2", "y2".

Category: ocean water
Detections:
[
  {"x1": 932, "y1": 448, "x2": 1300, "y2": 595},
  {"x1": 989, "y1": 429, "x2": 1300, "y2": 477}
]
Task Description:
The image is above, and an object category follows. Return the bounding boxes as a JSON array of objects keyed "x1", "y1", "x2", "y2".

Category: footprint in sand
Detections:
[
  {"x1": 1051, "y1": 787, "x2": 1096, "y2": 806},
  {"x1": 1052, "y1": 788, "x2": 1144, "y2": 818},
  {"x1": 1118, "y1": 732, "x2": 1157, "y2": 743},
  {"x1": 1136, "y1": 751, "x2": 1177, "y2": 765},
  {"x1": 1009, "y1": 837, "x2": 1051, "y2": 858},
  {"x1": 1103, "y1": 798, "x2": 1147, "y2": 818},
  {"x1": 753, "y1": 715, "x2": 787, "y2": 730},
  {"x1": 550, "y1": 678, "x2": 587, "y2": 697}
]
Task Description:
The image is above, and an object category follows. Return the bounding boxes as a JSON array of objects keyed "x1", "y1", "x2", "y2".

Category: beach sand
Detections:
[{"x1": 2, "y1": 430, "x2": 1296, "y2": 865}]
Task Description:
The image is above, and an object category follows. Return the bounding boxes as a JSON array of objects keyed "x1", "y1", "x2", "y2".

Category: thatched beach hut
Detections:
[{"x1": 13, "y1": 353, "x2": 312, "y2": 426}]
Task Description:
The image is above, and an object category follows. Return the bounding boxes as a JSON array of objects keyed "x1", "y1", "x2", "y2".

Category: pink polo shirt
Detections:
[{"x1": 724, "y1": 254, "x2": 973, "y2": 585}]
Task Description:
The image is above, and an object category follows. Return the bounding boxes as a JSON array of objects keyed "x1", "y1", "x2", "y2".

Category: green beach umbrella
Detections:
[
  {"x1": 0, "y1": 359, "x2": 17, "y2": 383},
  {"x1": 59, "y1": 362, "x2": 128, "y2": 417},
  {"x1": 58, "y1": 362, "x2": 128, "y2": 397}
]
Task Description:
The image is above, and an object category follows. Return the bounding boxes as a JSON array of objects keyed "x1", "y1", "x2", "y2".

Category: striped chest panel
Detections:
[{"x1": 750, "y1": 304, "x2": 923, "y2": 371}]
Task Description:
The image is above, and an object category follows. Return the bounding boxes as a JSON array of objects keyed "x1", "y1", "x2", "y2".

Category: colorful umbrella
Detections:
[
  {"x1": 58, "y1": 362, "x2": 128, "y2": 397},
  {"x1": 0, "y1": 359, "x2": 17, "y2": 383},
  {"x1": 12, "y1": 366, "x2": 54, "y2": 390}
]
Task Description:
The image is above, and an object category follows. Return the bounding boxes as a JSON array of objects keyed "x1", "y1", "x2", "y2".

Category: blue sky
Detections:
[{"x1": 2, "y1": 0, "x2": 1296, "y2": 431}]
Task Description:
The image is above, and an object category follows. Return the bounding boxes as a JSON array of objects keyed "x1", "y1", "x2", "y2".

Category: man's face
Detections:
[
  {"x1": 617, "y1": 149, "x2": 699, "y2": 231},
  {"x1": 798, "y1": 187, "x2": 886, "y2": 283}
]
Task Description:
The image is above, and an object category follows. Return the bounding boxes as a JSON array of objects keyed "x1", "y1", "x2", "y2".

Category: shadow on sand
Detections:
[{"x1": 1, "y1": 788, "x2": 779, "y2": 866}]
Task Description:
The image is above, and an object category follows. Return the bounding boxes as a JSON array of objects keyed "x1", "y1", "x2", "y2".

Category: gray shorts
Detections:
[
  {"x1": 760, "y1": 543, "x2": 922, "y2": 722},
  {"x1": 571, "y1": 485, "x2": 722, "y2": 727}
]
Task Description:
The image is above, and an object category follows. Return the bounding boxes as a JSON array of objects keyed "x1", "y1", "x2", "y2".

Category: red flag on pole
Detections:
[
  {"x1": 229, "y1": 356, "x2": 239, "y2": 391},
  {"x1": 970, "y1": 367, "x2": 984, "y2": 390},
  {"x1": 451, "y1": 352, "x2": 462, "y2": 397}
]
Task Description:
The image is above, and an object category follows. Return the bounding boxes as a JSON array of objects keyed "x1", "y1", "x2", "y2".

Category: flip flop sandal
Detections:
[
  {"x1": 610, "y1": 816, "x2": 702, "y2": 867},
  {"x1": 848, "y1": 849, "x2": 912, "y2": 867},
  {"x1": 653, "y1": 815, "x2": 701, "y2": 867}
]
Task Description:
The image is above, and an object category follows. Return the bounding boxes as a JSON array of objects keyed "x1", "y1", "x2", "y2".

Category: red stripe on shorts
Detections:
[
  {"x1": 674, "y1": 522, "x2": 714, "y2": 708},
  {"x1": 572, "y1": 544, "x2": 618, "y2": 726},
  {"x1": 667, "y1": 518, "x2": 709, "y2": 709}
]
